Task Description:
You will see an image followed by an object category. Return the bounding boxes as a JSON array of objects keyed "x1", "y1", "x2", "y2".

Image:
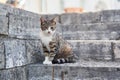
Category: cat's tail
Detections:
[
  {"x1": 52, "y1": 42, "x2": 78, "y2": 64},
  {"x1": 52, "y1": 53, "x2": 78, "y2": 64}
]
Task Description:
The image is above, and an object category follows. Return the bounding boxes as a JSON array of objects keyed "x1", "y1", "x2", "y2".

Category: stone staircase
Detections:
[{"x1": 1, "y1": 3, "x2": 120, "y2": 80}]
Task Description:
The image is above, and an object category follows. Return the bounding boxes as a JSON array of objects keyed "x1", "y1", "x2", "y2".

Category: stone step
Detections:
[
  {"x1": 0, "y1": 3, "x2": 39, "y2": 17},
  {"x1": 1, "y1": 4, "x2": 120, "y2": 40},
  {"x1": 63, "y1": 31, "x2": 120, "y2": 40},
  {"x1": 1, "y1": 4, "x2": 118, "y2": 25},
  {"x1": 1, "y1": 62, "x2": 120, "y2": 80},
  {"x1": 62, "y1": 22, "x2": 120, "y2": 32},
  {"x1": 1, "y1": 3, "x2": 120, "y2": 80},
  {"x1": 70, "y1": 40, "x2": 120, "y2": 62},
  {"x1": 60, "y1": 10, "x2": 120, "y2": 25},
  {"x1": 27, "y1": 62, "x2": 120, "y2": 80},
  {"x1": 2, "y1": 40, "x2": 120, "y2": 69},
  {"x1": 0, "y1": 15, "x2": 8, "y2": 35},
  {"x1": 61, "y1": 22, "x2": 120, "y2": 40}
]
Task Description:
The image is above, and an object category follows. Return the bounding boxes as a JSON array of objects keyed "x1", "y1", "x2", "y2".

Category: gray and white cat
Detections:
[{"x1": 40, "y1": 17, "x2": 77, "y2": 64}]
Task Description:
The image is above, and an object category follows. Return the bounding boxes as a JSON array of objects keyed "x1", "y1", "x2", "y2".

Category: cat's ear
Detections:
[
  {"x1": 51, "y1": 17, "x2": 58, "y2": 25},
  {"x1": 40, "y1": 17, "x2": 45, "y2": 23},
  {"x1": 51, "y1": 17, "x2": 58, "y2": 22}
]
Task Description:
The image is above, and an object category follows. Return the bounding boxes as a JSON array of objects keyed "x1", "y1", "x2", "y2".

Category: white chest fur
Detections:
[{"x1": 40, "y1": 33, "x2": 53, "y2": 51}]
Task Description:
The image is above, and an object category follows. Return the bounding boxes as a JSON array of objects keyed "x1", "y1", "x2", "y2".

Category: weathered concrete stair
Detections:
[
  {"x1": 1, "y1": 62, "x2": 120, "y2": 80},
  {"x1": 1, "y1": 3, "x2": 120, "y2": 80}
]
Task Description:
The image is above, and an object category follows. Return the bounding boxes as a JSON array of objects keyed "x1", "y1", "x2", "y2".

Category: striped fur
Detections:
[
  {"x1": 42, "y1": 34, "x2": 77, "y2": 64},
  {"x1": 52, "y1": 34, "x2": 77, "y2": 64},
  {"x1": 40, "y1": 17, "x2": 77, "y2": 64}
]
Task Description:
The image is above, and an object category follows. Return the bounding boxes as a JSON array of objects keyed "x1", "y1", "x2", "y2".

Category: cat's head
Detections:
[{"x1": 40, "y1": 17, "x2": 57, "y2": 36}]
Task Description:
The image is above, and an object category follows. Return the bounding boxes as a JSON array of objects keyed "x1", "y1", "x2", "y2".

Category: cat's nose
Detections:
[{"x1": 48, "y1": 31, "x2": 51, "y2": 34}]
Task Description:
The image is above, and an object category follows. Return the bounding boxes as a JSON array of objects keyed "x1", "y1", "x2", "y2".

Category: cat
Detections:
[{"x1": 40, "y1": 17, "x2": 77, "y2": 64}]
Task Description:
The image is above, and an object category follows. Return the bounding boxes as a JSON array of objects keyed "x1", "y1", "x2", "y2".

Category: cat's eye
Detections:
[{"x1": 51, "y1": 27, "x2": 53, "y2": 29}]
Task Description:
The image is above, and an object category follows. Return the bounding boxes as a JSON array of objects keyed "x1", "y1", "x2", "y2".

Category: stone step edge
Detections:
[
  {"x1": 1, "y1": 61, "x2": 120, "y2": 70},
  {"x1": 60, "y1": 22, "x2": 120, "y2": 27},
  {"x1": 29, "y1": 61, "x2": 120, "y2": 68},
  {"x1": 67, "y1": 40, "x2": 120, "y2": 43}
]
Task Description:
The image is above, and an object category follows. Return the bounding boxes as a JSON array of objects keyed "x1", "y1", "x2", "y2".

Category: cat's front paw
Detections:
[{"x1": 43, "y1": 61, "x2": 52, "y2": 64}]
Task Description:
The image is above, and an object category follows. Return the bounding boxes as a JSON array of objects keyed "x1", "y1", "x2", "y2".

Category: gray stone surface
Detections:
[
  {"x1": 27, "y1": 64, "x2": 120, "y2": 80},
  {"x1": 0, "y1": 3, "x2": 39, "y2": 16},
  {"x1": 70, "y1": 41, "x2": 112, "y2": 61},
  {"x1": 0, "y1": 15, "x2": 8, "y2": 35},
  {"x1": 62, "y1": 22, "x2": 120, "y2": 40},
  {"x1": 60, "y1": 13, "x2": 79, "y2": 25},
  {"x1": 0, "y1": 3, "x2": 13, "y2": 15},
  {"x1": 60, "y1": 12, "x2": 101, "y2": 25},
  {"x1": 60, "y1": 10, "x2": 120, "y2": 25},
  {"x1": 26, "y1": 40, "x2": 44, "y2": 64},
  {"x1": 62, "y1": 22, "x2": 120, "y2": 32},
  {"x1": 0, "y1": 42, "x2": 5, "y2": 69},
  {"x1": 1, "y1": 63, "x2": 120, "y2": 80},
  {"x1": 63, "y1": 31, "x2": 120, "y2": 40},
  {"x1": 28, "y1": 65, "x2": 53, "y2": 80},
  {"x1": 4, "y1": 39, "x2": 27, "y2": 68},
  {"x1": 9, "y1": 14, "x2": 41, "y2": 39},
  {"x1": 0, "y1": 66, "x2": 27, "y2": 80},
  {"x1": 69, "y1": 67, "x2": 120, "y2": 80},
  {"x1": 28, "y1": 64, "x2": 71, "y2": 80},
  {"x1": 10, "y1": 8, "x2": 39, "y2": 17},
  {"x1": 101, "y1": 10, "x2": 120, "y2": 22},
  {"x1": 1, "y1": 3, "x2": 120, "y2": 80},
  {"x1": 113, "y1": 42, "x2": 120, "y2": 61},
  {"x1": 76, "y1": 12, "x2": 101, "y2": 24},
  {"x1": 54, "y1": 66, "x2": 69, "y2": 80}
]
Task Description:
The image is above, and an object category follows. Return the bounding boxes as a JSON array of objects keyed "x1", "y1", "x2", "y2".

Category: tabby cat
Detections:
[{"x1": 40, "y1": 17, "x2": 77, "y2": 64}]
